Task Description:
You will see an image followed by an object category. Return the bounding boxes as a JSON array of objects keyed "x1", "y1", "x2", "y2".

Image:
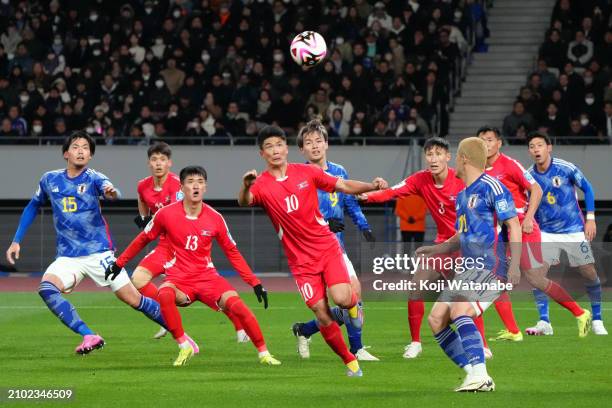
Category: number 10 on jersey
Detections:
[{"x1": 284, "y1": 194, "x2": 299, "y2": 213}]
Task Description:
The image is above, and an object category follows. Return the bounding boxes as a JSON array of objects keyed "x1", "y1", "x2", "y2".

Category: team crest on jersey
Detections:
[
  {"x1": 176, "y1": 191, "x2": 184, "y2": 201},
  {"x1": 552, "y1": 176, "x2": 563, "y2": 188},
  {"x1": 200, "y1": 230, "x2": 212, "y2": 236},
  {"x1": 468, "y1": 194, "x2": 479, "y2": 209},
  {"x1": 77, "y1": 183, "x2": 87, "y2": 194},
  {"x1": 297, "y1": 181, "x2": 309, "y2": 190},
  {"x1": 496, "y1": 199, "x2": 509, "y2": 212},
  {"x1": 165, "y1": 195, "x2": 171, "y2": 203}
]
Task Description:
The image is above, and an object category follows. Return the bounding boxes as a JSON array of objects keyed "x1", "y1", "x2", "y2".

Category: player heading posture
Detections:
[
  {"x1": 238, "y1": 125, "x2": 387, "y2": 377},
  {"x1": 421, "y1": 137, "x2": 522, "y2": 392},
  {"x1": 292, "y1": 119, "x2": 379, "y2": 361},
  {"x1": 525, "y1": 132, "x2": 606, "y2": 336},
  {"x1": 133, "y1": 143, "x2": 247, "y2": 342},
  {"x1": 361, "y1": 137, "x2": 492, "y2": 359},
  {"x1": 5, "y1": 132, "x2": 167, "y2": 354},
  {"x1": 478, "y1": 126, "x2": 544, "y2": 342},
  {"x1": 107, "y1": 166, "x2": 279, "y2": 366}
]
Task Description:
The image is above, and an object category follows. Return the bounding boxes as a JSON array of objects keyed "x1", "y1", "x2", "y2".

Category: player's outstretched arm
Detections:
[
  {"x1": 6, "y1": 199, "x2": 42, "y2": 265},
  {"x1": 238, "y1": 169, "x2": 257, "y2": 207},
  {"x1": 358, "y1": 176, "x2": 419, "y2": 203},
  {"x1": 134, "y1": 196, "x2": 152, "y2": 229},
  {"x1": 105, "y1": 232, "x2": 154, "y2": 280},
  {"x1": 335, "y1": 177, "x2": 388, "y2": 195},
  {"x1": 523, "y1": 182, "x2": 543, "y2": 234},
  {"x1": 504, "y1": 216, "x2": 522, "y2": 285}
]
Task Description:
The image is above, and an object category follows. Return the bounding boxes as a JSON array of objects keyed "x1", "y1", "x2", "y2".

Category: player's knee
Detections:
[
  {"x1": 578, "y1": 264, "x2": 597, "y2": 280},
  {"x1": 131, "y1": 268, "x2": 152, "y2": 289},
  {"x1": 38, "y1": 280, "x2": 60, "y2": 300},
  {"x1": 158, "y1": 286, "x2": 175, "y2": 305},
  {"x1": 427, "y1": 313, "x2": 444, "y2": 332}
]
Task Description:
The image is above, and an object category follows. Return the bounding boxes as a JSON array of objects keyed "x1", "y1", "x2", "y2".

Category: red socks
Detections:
[
  {"x1": 408, "y1": 299, "x2": 425, "y2": 343},
  {"x1": 223, "y1": 308, "x2": 244, "y2": 331},
  {"x1": 158, "y1": 286, "x2": 184, "y2": 340},
  {"x1": 319, "y1": 321, "x2": 356, "y2": 364},
  {"x1": 544, "y1": 280, "x2": 584, "y2": 317},
  {"x1": 494, "y1": 292, "x2": 520, "y2": 334},
  {"x1": 224, "y1": 296, "x2": 266, "y2": 352},
  {"x1": 138, "y1": 282, "x2": 159, "y2": 301},
  {"x1": 473, "y1": 315, "x2": 488, "y2": 348}
]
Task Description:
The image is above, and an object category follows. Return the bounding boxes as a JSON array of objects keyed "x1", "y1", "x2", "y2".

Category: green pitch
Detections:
[{"x1": 1, "y1": 292, "x2": 610, "y2": 407}]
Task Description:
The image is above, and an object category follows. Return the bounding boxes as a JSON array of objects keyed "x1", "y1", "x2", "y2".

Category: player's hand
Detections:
[
  {"x1": 133, "y1": 214, "x2": 152, "y2": 229},
  {"x1": 243, "y1": 169, "x2": 258, "y2": 187},
  {"x1": 507, "y1": 265, "x2": 521, "y2": 286},
  {"x1": 363, "y1": 230, "x2": 376, "y2": 242},
  {"x1": 372, "y1": 177, "x2": 388, "y2": 190},
  {"x1": 522, "y1": 216, "x2": 534, "y2": 234},
  {"x1": 103, "y1": 184, "x2": 118, "y2": 200},
  {"x1": 415, "y1": 245, "x2": 439, "y2": 257},
  {"x1": 356, "y1": 193, "x2": 368, "y2": 201},
  {"x1": 585, "y1": 219, "x2": 597, "y2": 242},
  {"x1": 105, "y1": 261, "x2": 122, "y2": 281},
  {"x1": 327, "y1": 219, "x2": 345, "y2": 233},
  {"x1": 253, "y1": 284, "x2": 268, "y2": 309},
  {"x1": 6, "y1": 242, "x2": 20, "y2": 265}
]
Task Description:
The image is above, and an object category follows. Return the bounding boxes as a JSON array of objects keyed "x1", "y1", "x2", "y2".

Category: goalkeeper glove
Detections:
[
  {"x1": 105, "y1": 261, "x2": 122, "y2": 281},
  {"x1": 134, "y1": 214, "x2": 152, "y2": 229},
  {"x1": 253, "y1": 284, "x2": 269, "y2": 309},
  {"x1": 327, "y1": 218, "x2": 345, "y2": 233},
  {"x1": 363, "y1": 230, "x2": 376, "y2": 242}
]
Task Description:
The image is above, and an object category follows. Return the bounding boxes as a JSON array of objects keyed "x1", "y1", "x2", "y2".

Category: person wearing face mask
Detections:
[
  {"x1": 399, "y1": 119, "x2": 424, "y2": 144},
  {"x1": 84, "y1": 9, "x2": 105, "y2": 38},
  {"x1": 148, "y1": 78, "x2": 171, "y2": 112}
]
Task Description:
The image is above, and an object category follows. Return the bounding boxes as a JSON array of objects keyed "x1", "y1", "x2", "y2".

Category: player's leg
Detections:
[
  {"x1": 428, "y1": 301, "x2": 472, "y2": 373},
  {"x1": 134, "y1": 248, "x2": 171, "y2": 338},
  {"x1": 404, "y1": 264, "x2": 439, "y2": 358},
  {"x1": 345, "y1": 274, "x2": 378, "y2": 360}
]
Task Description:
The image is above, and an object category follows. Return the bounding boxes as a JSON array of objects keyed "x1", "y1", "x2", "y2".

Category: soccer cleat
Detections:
[
  {"x1": 75, "y1": 334, "x2": 105, "y2": 355},
  {"x1": 526, "y1": 320, "x2": 554, "y2": 336},
  {"x1": 402, "y1": 342, "x2": 422, "y2": 359},
  {"x1": 173, "y1": 345, "x2": 194, "y2": 366},
  {"x1": 355, "y1": 347, "x2": 379, "y2": 361},
  {"x1": 346, "y1": 360, "x2": 362, "y2": 377},
  {"x1": 153, "y1": 326, "x2": 168, "y2": 339},
  {"x1": 484, "y1": 347, "x2": 493, "y2": 360},
  {"x1": 454, "y1": 375, "x2": 495, "y2": 392},
  {"x1": 259, "y1": 352, "x2": 282, "y2": 365},
  {"x1": 592, "y1": 320, "x2": 608, "y2": 335},
  {"x1": 292, "y1": 323, "x2": 311, "y2": 359},
  {"x1": 236, "y1": 329, "x2": 250, "y2": 343},
  {"x1": 184, "y1": 334, "x2": 200, "y2": 354},
  {"x1": 577, "y1": 309, "x2": 592, "y2": 338},
  {"x1": 490, "y1": 329, "x2": 523, "y2": 342}
]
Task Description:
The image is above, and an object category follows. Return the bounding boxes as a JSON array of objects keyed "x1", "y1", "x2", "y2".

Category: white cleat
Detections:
[
  {"x1": 484, "y1": 347, "x2": 493, "y2": 360},
  {"x1": 236, "y1": 329, "x2": 251, "y2": 343},
  {"x1": 525, "y1": 320, "x2": 554, "y2": 336},
  {"x1": 454, "y1": 375, "x2": 496, "y2": 392},
  {"x1": 592, "y1": 320, "x2": 608, "y2": 335},
  {"x1": 292, "y1": 323, "x2": 311, "y2": 359},
  {"x1": 355, "y1": 347, "x2": 380, "y2": 361},
  {"x1": 402, "y1": 342, "x2": 422, "y2": 359},
  {"x1": 153, "y1": 326, "x2": 168, "y2": 339}
]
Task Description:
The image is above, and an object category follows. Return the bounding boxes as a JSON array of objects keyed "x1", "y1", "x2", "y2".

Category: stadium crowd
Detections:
[
  {"x1": 503, "y1": 0, "x2": 612, "y2": 144},
  {"x1": 0, "y1": 0, "x2": 483, "y2": 145}
]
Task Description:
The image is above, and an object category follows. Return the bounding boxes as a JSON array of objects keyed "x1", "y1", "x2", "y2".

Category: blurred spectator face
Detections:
[
  {"x1": 392, "y1": 17, "x2": 403, "y2": 30},
  {"x1": 575, "y1": 31, "x2": 585, "y2": 43},
  {"x1": 282, "y1": 93, "x2": 293, "y2": 104},
  {"x1": 227, "y1": 102, "x2": 239, "y2": 115},
  {"x1": 513, "y1": 102, "x2": 525, "y2": 115},
  {"x1": 520, "y1": 88, "x2": 532, "y2": 100},
  {"x1": 259, "y1": 90, "x2": 270, "y2": 102},
  {"x1": 352, "y1": 123, "x2": 363, "y2": 135},
  {"x1": 19, "y1": 91, "x2": 29, "y2": 105},
  {"x1": 530, "y1": 74, "x2": 541, "y2": 88},
  {"x1": 374, "y1": 120, "x2": 386, "y2": 133},
  {"x1": 32, "y1": 119, "x2": 43, "y2": 134},
  {"x1": 582, "y1": 17, "x2": 592, "y2": 31},
  {"x1": 387, "y1": 110, "x2": 397, "y2": 122},
  {"x1": 353, "y1": 43, "x2": 365, "y2": 57},
  {"x1": 585, "y1": 93, "x2": 595, "y2": 106},
  {"x1": 563, "y1": 63, "x2": 574, "y2": 75},
  {"x1": 103, "y1": 75, "x2": 113, "y2": 88},
  {"x1": 584, "y1": 71, "x2": 594, "y2": 85},
  {"x1": 549, "y1": 30, "x2": 560, "y2": 42},
  {"x1": 547, "y1": 103, "x2": 558, "y2": 117},
  {"x1": 537, "y1": 59, "x2": 548, "y2": 72},
  {"x1": 560, "y1": 0, "x2": 569, "y2": 11},
  {"x1": 439, "y1": 30, "x2": 450, "y2": 45},
  {"x1": 559, "y1": 74, "x2": 569, "y2": 87},
  {"x1": 9, "y1": 106, "x2": 20, "y2": 119},
  {"x1": 130, "y1": 126, "x2": 143, "y2": 137},
  {"x1": 605, "y1": 103, "x2": 612, "y2": 116},
  {"x1": 141, "y1": 106, "x2": 151, "y2": 118},
  {"x1": 332, "y1": 109, "x2": 343, "y2": 122},
  {"x1": 580, "y1": 114, "x2": 590, "y2": 126},
  {"x1": 163, "y1": 18, "x2": 175, "y2": 32},
  {"x1": 426, "y1": 72, "x2": 436, "y2": 85},
  {"x1": 63, "y1": 105, "x2": 73, "y2": 115},
  {"x1": 570, "y1": 119, "x2": 581, "y2": 133},
  {"x1": 1, "y1": 118, "x2": 12, "y2": 132}
]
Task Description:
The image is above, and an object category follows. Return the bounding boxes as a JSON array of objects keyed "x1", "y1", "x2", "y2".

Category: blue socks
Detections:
[
  {"x1": 299, "y1": 304, "x2": 365, "y2": 353},
  {"x1": 434, "y1": 326, "x2": 469, "y2": 369},
  {"x1": 135, "y1": 295, "x2": 167, "y2": 328},
  {"x1": 38, "y1": 281, "x2": 94, "y2": 336},
  {"x1": 453, "y1": 316, "x2": 485, "y2": 367},
  {"x1": 585, "y1": 277, "x2": 602, "y2": 321},
  {"x1": 533, "y1": 288, "x2": 550, "y2": 322}
]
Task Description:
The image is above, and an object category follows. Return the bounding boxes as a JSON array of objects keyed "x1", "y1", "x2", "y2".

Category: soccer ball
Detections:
[{"x1": 290, "y1": 31, "x2": 327, "y2": 68}]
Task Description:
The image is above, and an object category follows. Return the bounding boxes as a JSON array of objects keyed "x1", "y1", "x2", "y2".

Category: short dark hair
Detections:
[
  {"x1": 476, "y1": 126, "x2": 502, "y2": 139},
  {"x1": 257, "y1": 125, "x2": 286, "y2": 149},
  {"x1": 297, "y1": 117, "x2": 328, "y2": 148},
  {"x1": 423, "y1": 136, "x2": 450, "y2": 152},
  {"x1": 62, "y1": 131, "x2": 96, "y2": 155},
  {"x1": 147, "y1": 142, "x2": 172, "y2": 158},
  {"x1": 179, "y1": 165, "x2": 207, "y2": 183},
  {"x1": 526, "y1": 131, "x2": 552, "y2": 145}
]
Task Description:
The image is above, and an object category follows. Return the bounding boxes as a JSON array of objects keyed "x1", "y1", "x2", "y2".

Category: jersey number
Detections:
[
  {"x1": 185, "y1": 235, "x2": 198, "y2": 251},
  {"x1": 284, "y1": 194, "x2": 299, "y2": 213},
  {"x1": 61, "y1": 197, "x2": 77, "y2": 212},
  {"x1": 546, "y1": 192, "x2": 556, "y2": 205},
  {"x1": 329, "y1": 192, "x2": 339, "y2": 207},
  {"x1": 458, "y1": 214, "x2": 468, "y2": 233}
]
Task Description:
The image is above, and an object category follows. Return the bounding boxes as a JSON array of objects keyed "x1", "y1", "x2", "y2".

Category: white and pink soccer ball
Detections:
[{"x1": 290, "y1": 31, "x2": 327, "y2": 68}]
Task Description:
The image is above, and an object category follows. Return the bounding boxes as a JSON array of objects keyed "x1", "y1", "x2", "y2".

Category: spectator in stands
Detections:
[
  {"x1": 567, "y1": 30, "x2": 594, "y2": 69},
  {"x1": 328, "y1": 108, "x2": 350, "y2": 144},
  {"x1": 599, "y1": 101, "x2": 612, "y2": 143},
  {"x1": 539, "y1": 29, "x2": 567, "y2": 71},
  {"x1": 541, "y1": 102, "x2": 568, "y2": 136},
  {"x1": 0, "y1": 116, "x2": 17, "y2": 140},
  {"x1": 518, "y1": 86, "x2": 544, "y2": 122},
  {"x1": 503, "y1": 101, "x2": 534, "y2": 138},
  {"x1": 327, "y1": 92, "x2": 354, "y2": 125},
  {"x1": 7, "y1": 105, "x2": 26, "y2": 136}
]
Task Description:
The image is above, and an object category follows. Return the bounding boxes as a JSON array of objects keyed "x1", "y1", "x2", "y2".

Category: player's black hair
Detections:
[
  {"x1": 526, "y1": 131, "x2": 552, "y2": 146},
  {"x1": 297, "y1": 117, "x2": 328, "y2": 148},
  {"x1": 62, "y1": 131, "x2": 96, "y2": 156},
  {"x1": 476, "y1": 126, "x2": 502, "y2": 139},
  {"x1": 147, "y1": 142, "x2": 172, "y2": 158},
  {"x1": 423, "y1": 136, "x2": 450, "y2": 152},
  {"x1": 257, "y1": 125, "x2": 286, "y2": 149},
  {"x1": 179, "y1": 165, "x2": 207, "y2": 183}
]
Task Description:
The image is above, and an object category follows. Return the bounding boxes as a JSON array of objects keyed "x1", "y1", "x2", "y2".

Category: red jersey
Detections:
[
  {"x1": 250, "y1": 163, "x2": 341, "y2": 267},
  {"x1": 485, "y1": 153, "x2": 535, "y2": 213},
  {"x1": 117, "y1": 201, "x2": 260, "y2": 286},
  {"x1": 365, "y1": 168, "x2": 465, "y2": 243},
  {"x1": 137, "y1": 172, "x2": 182, "y2": 215}
]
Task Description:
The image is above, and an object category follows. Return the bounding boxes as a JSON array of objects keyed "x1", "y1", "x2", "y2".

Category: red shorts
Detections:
[
  {"x1": 519, "y1": 216, "x2": 543, "y2": 271},
  {"x1": 137, "y1": 238, "x2": 174, "y2": 277},
  {"x1": 165, "y1": 274, "x2": 236, "y2": 311},
  {"x1": 422, "y1": 250, "x2": 461, "y2": 279},
  {"x1": 291, "y1": 246, "x2": 351, "y2": 308}
]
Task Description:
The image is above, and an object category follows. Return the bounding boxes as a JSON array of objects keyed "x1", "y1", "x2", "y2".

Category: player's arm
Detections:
[
  {"x1": 134, "y1": 195, "x2": 152, "y2": 229},
  {"x1": 6, "y1": 179, "x2": 46, "y2": 264},
  {"x1": 571, "y1": 167, "x2": 597, "y2": 241},
  {"x1": 340, "y1": 168, "x2": 375, "y2": 241},
  {"x1": 513, "y1": 161, "x2": 543, "y2": 234},
  {"x1": 416, "y1": 232, "x2": 460, "y2": 257},
  {"x1": 359, "y1": 176, "x2": 419, "y2": 203},
  {"x1": 93, "y1": 170, "x2": 121, "y2": 201},
  {"x1": 238, "y1": 169, "x2": 257, "y2": 207},
  {"x1": 335, "y1": 177, "x2": 388, "y2": 195},
  {"x1": 503, "y1": 216, "x2": 522, "y2": 285}
]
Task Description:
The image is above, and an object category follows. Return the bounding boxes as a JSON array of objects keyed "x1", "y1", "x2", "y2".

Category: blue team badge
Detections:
[
  {"x1": 468, "y1": 194, "x2": 479, "y2": 209},
  {"x1": 77, "y1": 183, "x2": 87, "y2": 194},
  {"x1": 524, "y1": 172, "x2": 535, "y2": 183},
  {"x1": 496, "y1": 199, "x2": 509, "y2": 212},
  {"x1": 552, "y1": 176, "x2": 563, "y2": 188},
  {"x1": 176, "y1": 191, "x2": 184, "y2": 201}
]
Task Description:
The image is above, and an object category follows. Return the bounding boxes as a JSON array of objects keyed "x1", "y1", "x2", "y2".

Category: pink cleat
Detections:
[
  {"x1": 75, "y1": 334, "x2": 105, "y2": 355},
  {"x1": 184, "y1": 334, "x2": 200, "y2": 354}
]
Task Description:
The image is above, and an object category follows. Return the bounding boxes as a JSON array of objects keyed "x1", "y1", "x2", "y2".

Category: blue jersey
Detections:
[
  {"x1": 528, "y1": 157, "x2": 595, "y2": 234},
  {"x1": 14, "y1": 168, "x2": 119, "y2": 258},
  {"x1": 316, "y1": 161, "x2": 370, "y2": 249},
  {"x1": 455, "y1": 174, "x2": 517, "y2": 274}
]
